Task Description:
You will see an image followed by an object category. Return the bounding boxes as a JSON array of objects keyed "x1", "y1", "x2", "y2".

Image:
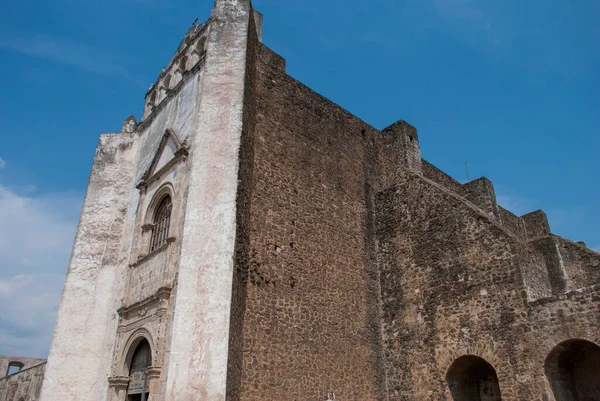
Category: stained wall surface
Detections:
[
  {"x1": 34, "y1": 1, "x2": 599, "y2": 400},
  {"x1": 0, "y1": 356, "x2": 46, "y2": 379},
  {"x1": 0, "y1": 362, "x2": 46, "y2": 401},
  {"x1": 233, "y1": 34, "x2": 600, "y2": 401},
  {"x1": 373, "y1": 165, "x2": 600, "y2": 400}
]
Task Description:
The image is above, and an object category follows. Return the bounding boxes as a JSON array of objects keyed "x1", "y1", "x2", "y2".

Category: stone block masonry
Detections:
[{"x1": 27, "y1": 0, "x2": 599, "y2": 400}]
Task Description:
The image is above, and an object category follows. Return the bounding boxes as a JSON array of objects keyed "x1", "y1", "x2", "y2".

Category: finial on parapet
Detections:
[{"x1": 122, "y1": 115, "x2": 138, "y2": 133}]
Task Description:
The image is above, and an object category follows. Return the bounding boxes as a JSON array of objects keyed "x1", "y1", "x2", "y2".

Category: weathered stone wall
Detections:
[
  {"x1": 0, "y1": 356, "x2": 46, "y2": 379},
  {"x1": 234, "y1": 42, "x2": 386, "y2": 400},
  {"x1": 372, "y1": 160, "x2": 600, "y2": 400},
  {"x1": 39, "y1": 131, "x2": 139, "y2": 401},
  {"x1": 226, "y1": 10, "x2": 259, "y2": 401},
  {"x1": 40, "y1": 18, "x2": 205, "y2": 401},
  {"x1": 553, "y1": 237, "x2": 600, "y2": 291},
  {"x1": 0, "y1": 362, "x2": 46, "y2": 401},
  {"x1": 421, "y1": 160, "x2": 463, "y2": 194},
  {"x1": 514, "y1": 287, "x2": 600, "y2": 400},
  {"x1": 38, "y1": 2, "x2": 599, "y2": 400},
  {"x1": 163, "y1": 0, "x2": 255, "y2": 399},
  {"x1": 374, "y1": 168, "x2": 524, "y2": 400}
]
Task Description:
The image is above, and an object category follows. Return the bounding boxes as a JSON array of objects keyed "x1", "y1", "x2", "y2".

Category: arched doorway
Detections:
[
  {"x1": 127, "y1": 339, "x2": 151, "y2": 401},
  {"x1": 545, "y1": 339, "x2": 600, "y2": 401},
  {"x1": 446, "y1": 355, "x2": 502, "y2": 401}
]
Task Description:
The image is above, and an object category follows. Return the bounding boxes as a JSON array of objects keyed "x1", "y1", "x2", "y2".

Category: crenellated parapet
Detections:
[
  {"x1": 421, "y1": 159, "x2": 568, "y2": 242},
  {"x1": 141, "y1": 21, "x2": 210, "y2": 122}
]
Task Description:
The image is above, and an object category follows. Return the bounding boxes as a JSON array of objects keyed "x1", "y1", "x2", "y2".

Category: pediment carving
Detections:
[{"x1": 137, "y1": 129, "x2": 188, "y2": 191}]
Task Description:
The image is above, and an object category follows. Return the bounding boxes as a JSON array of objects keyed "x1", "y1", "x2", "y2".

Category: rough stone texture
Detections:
[
  {"x1": 0, "y1": 361, "x2": 46, "y2": 401},
  {"x1": 372, "y1": 168, "x2": 599, "y2": 400},
  {"x1": 234, "y1": 43, "x2": 386, "y2": 401},
  {"x1": 0, "y1": 356, "x2": 46, "y2": 379},
  {"x1": 35, "y1": 1, "x2": 599, "y2": 400},
  {"x1": 39, "y1": 131, "x2": 139, "y2": 401}
]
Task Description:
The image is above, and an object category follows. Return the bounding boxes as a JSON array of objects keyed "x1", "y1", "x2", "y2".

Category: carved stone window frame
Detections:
[
  {"x1": 132, "y1": 129, "x2": 188, "y2": 263},
  {"x1": 141, "y1": 184, "x2": 175, "y2": 257}
]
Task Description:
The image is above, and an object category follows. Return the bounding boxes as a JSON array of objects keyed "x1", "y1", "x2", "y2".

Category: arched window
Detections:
[
  {"x1": 127, "y1": 339, "x2": 151, "y2": 401},
  {"x1": 179, "y1": 56, "x2": 188, "y2": 73},
  {"x1": 446, "y1": 355, "x2": 502, "y2": 401},
  {"x1": 545, "y1": 339, "x2": 600, "y2": 401},
  {"x1": 148, "y1": 91, "x2": 157, "y2": 107},
  {"x1": 196, "y1": 37, "x2": 206, "y2": 55},
  {"x1": 150, "y1": 195, "x2": 171, "y2": 252},
  {"x1": 163, "y1": 75, "x2": 171, "y2": 91},
  {"x1": 6, "y1": 361, "x2": 24, "y2": 376}
]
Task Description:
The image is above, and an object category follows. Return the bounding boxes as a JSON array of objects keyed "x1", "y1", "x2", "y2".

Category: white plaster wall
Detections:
[
  {"x1": 39, "y1": 133, "x2": 140, "y2": 401},
  {"x1": 41, "y1": 0, "x2": 254, "y2": 398},
  {"x1": 40, "y1": 65, "x2": 204, "y2": 401},
  {"x1": 164, "y1": 0, "x2": 253, "y2": 399}
]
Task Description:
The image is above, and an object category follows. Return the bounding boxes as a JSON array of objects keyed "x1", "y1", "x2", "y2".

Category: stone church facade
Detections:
[{"x1": 4, "y1": 0, "x2": 598, "y2": 400}]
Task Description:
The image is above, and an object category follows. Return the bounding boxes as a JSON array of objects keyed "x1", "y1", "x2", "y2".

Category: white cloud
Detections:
[
  {"x1": 0, "y1": 156, "x2": 6, "y2": 169},
  {"x1": 0, "y1": 185, "x2": 82, "y2": 357},
  {"x1": 0, "y1": 33, "x2": 139, "y2": 83}
]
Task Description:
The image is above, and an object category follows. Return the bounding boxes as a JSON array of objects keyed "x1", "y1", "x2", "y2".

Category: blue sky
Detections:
[{"x1": 0, "y1": 0, "x2": 598, "y2": 357}]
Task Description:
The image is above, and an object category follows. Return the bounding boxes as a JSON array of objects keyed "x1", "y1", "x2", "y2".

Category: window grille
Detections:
[{"x1": 150, "y1": 196, "x2": 171, "y2": 252}]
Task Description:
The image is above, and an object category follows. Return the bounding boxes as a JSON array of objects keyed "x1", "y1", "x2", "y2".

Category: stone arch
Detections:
[
  {"x1": 446, "y1": 355, "x2": 502, "y2": 401},
  {"x1": 144, "y1": 183, "x2": 174, "y2": 226},
  {"x1": 196, "y1": 36, "x2": 206, "y2": 55},
  {"x1": 126, "y1": 339, "x2": 152, "y2": 401},
  {"x1": 544, "y1": 339, "x2": 600, "y2": 401},
  {"x1": 178, "y1": 55, "x2": 188, "y2": 73},
  {"x1": 148, "y1": 91, "x2": 157, "y2": 107},
  {"x1": 162, "y1": 74, "x2": 171, "y2": 92},
  {"x1": 120, "y1": 329, "x2": 155, "y2": 377}
]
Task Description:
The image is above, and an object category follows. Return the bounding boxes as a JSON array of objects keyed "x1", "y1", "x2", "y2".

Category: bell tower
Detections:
[
  {"x1": 39, "y1": 1, "x2": 261, "y2": 400},
  {"x1": 163, "y1": 0, "x2": 257, "y2": 399}
]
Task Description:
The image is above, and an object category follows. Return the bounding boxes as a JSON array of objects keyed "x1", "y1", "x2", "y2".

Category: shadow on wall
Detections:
[
  {"x1": 545, "y1": 339, "x2": 600, "y2": 401},
  {"x1": 446, "y1": 355, "x2": 502, "y2": 401}
]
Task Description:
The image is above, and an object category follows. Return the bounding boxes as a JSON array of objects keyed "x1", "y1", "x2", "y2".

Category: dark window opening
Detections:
[
  {"x1": 446, "y1": 355, "x2": 502, "y2": 401},
  {"x1": 545, "y1": 339, "x2": 600, "y2": 401},
  {"x1": 150, "y1": 195, "x2": 172, "y2": 252},
  {"x1": 128, "y1": 393, "x2": 150, "y2": 401},
  {"x1": 127, "y1": 339, "x2": 152, "y2": 401}
]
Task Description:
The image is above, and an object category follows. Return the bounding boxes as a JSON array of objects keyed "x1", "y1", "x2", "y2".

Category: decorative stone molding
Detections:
[
  {"x1": 146, "y1": 367, "x2": 161, "y2": 380},
  {"x1": 107, "y1": 376, "x2": 129, "y2": 390},
  {"x1": 121, "y1": 115, "x2": 138, "y2": 133},
  {"x1": 141, "y1": 21, "x2": 209, "y2": 124},
  {"x1": 137, "y1": 130, "x2": 189, "y2": 193},
  {"x1": 118, "y1": 287, "x2": 172, "y2": 320},
  {"x1": 130, "y1": 237, "x2": 176, "y2": 268}
]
